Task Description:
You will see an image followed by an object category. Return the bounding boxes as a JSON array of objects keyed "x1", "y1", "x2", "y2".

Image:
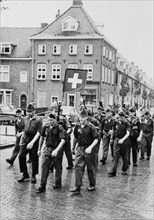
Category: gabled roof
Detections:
[
  {"x1": 0, "y1": 27, "x2": 40, "y2": 58},
  {"x1": 30, "y1": 5, "x2": 103, "y2": 39}
]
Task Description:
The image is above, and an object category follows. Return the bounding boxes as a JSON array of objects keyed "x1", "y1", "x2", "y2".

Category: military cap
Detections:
[{"x1": 27, "y1": 104, "x2": 35, "y2": 112}]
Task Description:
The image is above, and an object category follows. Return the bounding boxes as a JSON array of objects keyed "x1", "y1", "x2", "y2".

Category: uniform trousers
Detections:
[
  {"x1": 10, "y1": 137, "x2": 20, "y2": 163},
  {"x1": 75, "y1": 146, "x2": 96, "y2": 187},
  {"x1": 141, "y1": 133, "x2": 153, "y2": 158},
  {"x1": 63, "y1": 141, "x2": 73, "y2": 167},
  {"x1": 110, "y1": 138, "x2": 129, "y2": 174},
  {"x1": 40, "y1": 147, "x2": 63, "y2": 187},
  {"x1": 19, "y1": 141, "x2": 39, "y2": 176}
]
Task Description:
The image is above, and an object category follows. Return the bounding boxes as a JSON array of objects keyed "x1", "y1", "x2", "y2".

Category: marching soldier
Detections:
[
  {"x1": 70, "y1": 109, "x2": 99, "y2": 194},
  {"x1": 128, "y1": 107, "x2": 141, "y2": 166},
  {"x1": 6, "y1": 108, "x2": 25, "y2": 166},
  {"x1": 108, "y1": 111, "x2": 130, "y2": 177},
  {"x1": 37, "y1": 113, "x2": 65, "y2": 193},
  {"x1": 138, "y1": 110, "x2": 154, "y2": 160},
  {"x1": 18, "y1": 104, "x2": 42, "y2": 184},
  {"x1": 100, "y1": 108, "x2": 115, "y2": 165}
]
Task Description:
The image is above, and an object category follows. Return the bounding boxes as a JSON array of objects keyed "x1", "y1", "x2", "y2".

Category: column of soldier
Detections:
[{"x1": 6, "y1": 103, "x2": 154, "y2": 194}]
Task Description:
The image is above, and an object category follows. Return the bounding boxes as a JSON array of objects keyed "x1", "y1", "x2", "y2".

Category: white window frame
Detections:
[
  {"x1": 102, "y1": 65, "x2": 105, "y2": 82},
  {"x1": 103, "y1": 46, "x2": 106, "y2": 57},
  {"x1": 62, "y1": 17, "x2": 79, "y2": 32},
  {"x1": 53, "y1": 44, "x2": 61, "y2": 55},
  {"x1": 105, "y1": 66, "x2": 108, "y2": 83},
  {"x1": 108, "y1": 68, "x2": 111, "y2": 84},
  {"x1": 112, "y1": 70, "x2": 114, "y2": 85},
  {"x1": 109, "y1": 50, "x2": 112, "y2": 61},
  {"x1": 85, "y1": 44, "x2": 93, "y2": 55},
  {"x1": 37, "y1": 64, "x2": 46, "y2": 80},
  {"x1": 106, "y1": 48, "x2": 108, "y2": 59},
  {"x1": 51, "y1": 64, "x2": 61, "y2": 80},
  {"x1": 69, "y1": 44, "x2": 77, "y2": 55},
  {"x1": 68, "y1": 64, "x2": 78, "y2": 69},
  {"x1": 20, "y1": 71, "x2": 27, "y2": 82},
  {"x1": 0, "y1": 43, "x2": 11, "y2": 54},
  {"x1": 83, "y1": 64, "x2": 93, "y2": 81},
  {"x1": 38, "y1": 44, "x2": 46, "y2": 55},
  {"x1": 0, "y1": 65, "x2": 10, "y2": 82},
  {"x1": 112, "y1": 53, "x2": 115, "y2": 63}
]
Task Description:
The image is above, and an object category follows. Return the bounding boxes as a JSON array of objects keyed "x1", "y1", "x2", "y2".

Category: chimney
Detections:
[
  {"x1": 73, "y1": 0, "x2": 83, "y2": 6},
  {"x1": 56, "y1": 9, "x2": 60, "y2": 19},
  {"x1": 41, "y1": 23, "x2": 48, "y2": 29}
]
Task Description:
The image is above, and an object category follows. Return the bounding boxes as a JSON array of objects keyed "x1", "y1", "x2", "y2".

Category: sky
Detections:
[{"x1": 0, "y1": 0, "x2": 153, "y2": 83}]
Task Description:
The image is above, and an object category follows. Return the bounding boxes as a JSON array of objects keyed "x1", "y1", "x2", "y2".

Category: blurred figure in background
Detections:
[{"x1": 6, "y1": 108, "x2": 25, "y2": 166}]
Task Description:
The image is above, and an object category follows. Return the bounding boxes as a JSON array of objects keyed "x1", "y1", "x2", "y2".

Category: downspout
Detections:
[
  {"x1": 99, "y1": 38, "x2": 103, "y2": 104},
  {"x1": 31, "y1": 39, "x2": 35, "y2": 103}
]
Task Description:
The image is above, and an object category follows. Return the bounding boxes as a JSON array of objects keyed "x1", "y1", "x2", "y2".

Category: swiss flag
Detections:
[{"x1": 63, "y1": 68, "x2": 87, "y2": 92}]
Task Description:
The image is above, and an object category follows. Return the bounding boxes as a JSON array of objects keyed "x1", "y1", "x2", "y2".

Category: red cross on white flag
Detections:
[{"x1": 63, "y1": 68, "x2": 87, "y2": 92}]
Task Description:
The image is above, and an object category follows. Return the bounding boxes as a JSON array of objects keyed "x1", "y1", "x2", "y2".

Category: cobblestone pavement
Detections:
[{"x1": 0, "y1": 140, "x2": 154, "y2": 220}]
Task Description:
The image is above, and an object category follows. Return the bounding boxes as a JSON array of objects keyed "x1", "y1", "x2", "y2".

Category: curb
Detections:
[{"x1": 0, "y1": 143, "x2": 14, "y2": 150}]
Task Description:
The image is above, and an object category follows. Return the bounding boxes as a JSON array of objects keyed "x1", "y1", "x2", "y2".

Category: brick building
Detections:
[
  {"x1": 30, "y1": 0, "x2": 117, "y2": 111},
  {"x1": 0, "y1": 27, "x2": 40, "y2": 109}
]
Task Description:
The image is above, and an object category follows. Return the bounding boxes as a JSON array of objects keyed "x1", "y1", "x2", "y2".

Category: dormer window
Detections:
[
  {"x1": 0, "y1": 43, "x2": 12, "y2": 54},
  {"x1": 62, "y1": 16, "x2": 79, "y2": 32}
]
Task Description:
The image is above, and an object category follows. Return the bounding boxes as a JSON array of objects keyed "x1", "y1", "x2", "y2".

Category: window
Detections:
[
  {"x1": 53, "y1": 44, "x2": 61, "y2": 55},
  {"x1": 105, "y1": 66, "x2": 108, "y2": 83},
  {"x1": 106, "y1": 48, "x2": 108, "y2": 59},
  {"x1": 38, "y1": 44, "x2": 46, "y2": 55},
  {"x1": 51, "y1": 95, "x2": 59, "y2": 104},
  {"x1": 112, "y1": 70, "x2": 114, "y2": 84},
  {"x1": 85, "y1": 44, "x2": 93, "y2": 55},
  {"x1": 69, "y1": 44, "x2": 77, "y2": 55},
  {"x1": 83, "y1": 64, "x2": 93, "y2": 81},
  {"x1": 68, "y1": 64, "x2": 78, "y2": 69},
  {"x1": 0, "y1": 43, "x2": 11, "y2": 54},
  {"x1": 109, "y1": 50, "x2": 112, "y2": 61},
  {"x1": 112, "y1": 53, "x2": 115, "y2": 63},
  {"x1": 51, "y1": 64, "x2": 61, "y2": 80},
  {"x1": 62, "y1": 16, "x2": 79, "y2": 32},
  {"x1": 80, "y1": 88, "x2": 97, "y2": 106},
  {"x1": 37, "y1": 64, "x2": 46, "y2": 80},
  {"x1": 20, "y1": 71, "x2": 27, "y2": 82},
  {"x1": 6, "y1": 91, "x2": 11, "y2": 105},
  {"x1": 0, "y1": 65, "x2": 9, "y2": 82},
  {"x1": 108, "y1": 68, "x2": 111, "y2": 84},
  {"x1": 102, "y1": 65, "x2": 105, "y2": 82},
  {"x1": 103, "y1": 46, "x2": 106, "y2": 57}
]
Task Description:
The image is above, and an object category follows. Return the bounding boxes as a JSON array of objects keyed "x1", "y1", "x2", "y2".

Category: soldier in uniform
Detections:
[
  {"x1": 18, "y1": 104, "x2": 42, "y2": 183},
  {"x1": 138, "y1": 110, "x2": 154, "y2": 160},
  {"x1": 108, "y1": 111, "x2": 130, "y2": 177},
  {"x1": 100, "y1": 108, "x2": 115, "y2": 165},
  {"x1": 57, "y1": 108, "x2": 74, "y2": 170},
  {"x1": 6, "y1": 108, "x2": 25, "y2": 166},
  {"x1": 128, "y1": 107, "x2": 141, "y2": 166},
  {"x1": 87, "y1": 110, "x2": 101, "y2": 171},
  {"x1": 70, "y1": 109, "x2": 99, "y2": 194},
  {"x1": 37, "y1": 113, "x2": 65, "y2": 193}
]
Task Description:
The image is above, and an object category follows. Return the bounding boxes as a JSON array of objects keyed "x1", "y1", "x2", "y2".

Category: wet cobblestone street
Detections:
[{"x1": 0, "y1": 141, "x2": 154, "y2": 220}]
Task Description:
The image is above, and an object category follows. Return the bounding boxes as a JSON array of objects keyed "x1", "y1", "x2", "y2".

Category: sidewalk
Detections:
[{"x1": 0, "y1": 125, "x2": 15, "y2": 149}]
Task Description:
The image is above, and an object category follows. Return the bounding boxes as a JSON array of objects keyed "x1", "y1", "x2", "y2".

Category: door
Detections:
[{"x1": 20, "y1": 94, "x2": 27, "y2": 109}]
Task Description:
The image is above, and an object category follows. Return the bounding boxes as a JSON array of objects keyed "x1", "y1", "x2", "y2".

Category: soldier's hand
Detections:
[
  {"x1": 27, "y1": 142, "x2": 33, "y2": 150},
  {"x1": 137, "y1": 137, "x2": 141, "y2": 142},
  {"x1": 85, "y1": 147, "x2": 92, "y2": 154},
  {"x1": 118, "y1": 139, "x2": 124, "y2": 144},
  {"x1": 37, "y1": 150, "x2": 41, "y2": 157},
  {"x1": 52, "y1": 150, "x2": 58, "y2": 157}
]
